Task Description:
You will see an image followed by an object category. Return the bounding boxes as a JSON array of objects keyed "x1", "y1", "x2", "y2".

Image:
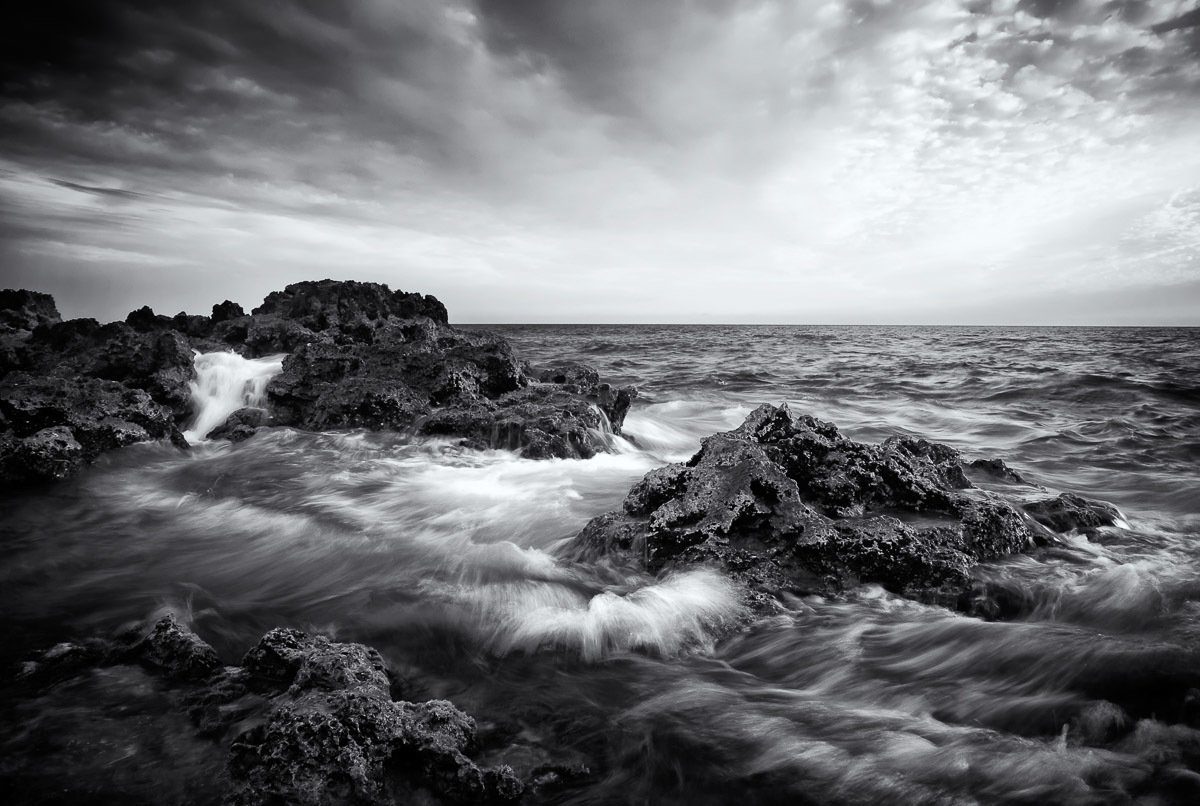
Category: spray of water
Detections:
[{"x1": 182, "y1": 351, "x2": 286, "y2": 443}]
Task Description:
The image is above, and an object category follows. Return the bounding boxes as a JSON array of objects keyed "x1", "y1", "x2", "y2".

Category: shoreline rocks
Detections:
[
  {"x1": 569, "y1": 403, "x2": 1116, "y2": 609},
  {"x1": 0, "y1": 280, "x2": 638, "y2": 483},
  {"x1": 16, "y1": 616, "x2": 527, "y2": 805}
]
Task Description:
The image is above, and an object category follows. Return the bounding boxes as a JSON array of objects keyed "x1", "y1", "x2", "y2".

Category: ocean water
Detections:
[{"x1": 2, "y1": 325, "x2": 1199, "y2": 804}]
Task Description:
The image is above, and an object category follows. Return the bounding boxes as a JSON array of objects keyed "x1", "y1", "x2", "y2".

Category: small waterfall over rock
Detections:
[{"x1": 183, "y1": 352, "x2": 286, "y2": 443}]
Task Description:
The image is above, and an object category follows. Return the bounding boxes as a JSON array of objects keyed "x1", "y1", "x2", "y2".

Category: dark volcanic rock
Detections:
[
  {"x1": 211, "y1": 299, "x2": 245, "y2": 323},
  {"x1": 137, "y1": 614, "x2": 222, "y2": 682},
  {"x1": 16, "y1": 618, "x2": 530, "y2": 804},
  {"x1": 0, "y1": 279, "x2": 637, "y2": 480},
  {"x1": 253, "y1": 278, "x2": 449, "y2": 333},
  {"x1": 571, "y1": 404, "x2": 1101, "y2": 607},
  {"x1": 261, "y1": 307, "x2": 636, "y2": 458},
  {"x1": 968, "y1": 457, "x2": 1026, "y2": 483},
  {"x1": 229, "y1": 629, "x2": 523, "y2": 805},
  {"x1": 1024, "y1": 492, "x2": 1120, "y2": 533},
  {"x1": 420, "y1": 383, "x2": 622, "y2": 459},
  {"x1": 208, "y1": 406, "x2": 269, "y2": 442},
  {"x1": 0, "y1": 373, "x2": 184, "y2": 484},
  {"x1": 1, "y1": 288, "x2": 61, "y2": 334},
  {"x1": 0, "y1": 425, "x2": 84, "y2": 481},
  {"x1": 20, "y1": 319, "x2": 196, "y2": 410}
]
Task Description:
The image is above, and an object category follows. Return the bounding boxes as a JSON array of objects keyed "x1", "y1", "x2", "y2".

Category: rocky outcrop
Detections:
[
  {"x1": 228, "y1": 628, "x2": 522, "y2": 805},
  {"x1": 230, "y1": 284, "x2": 635, "y2": 458},
  {"x1": 0, "y1": 373, "x2": 185, "y2": 483},
  {"x1": 1024, "y1": 492, "x2": 1120, "y2": 534},
  {"x1": 1, "y1": 280, "x2": 638, "y2": 478},
  {"x1": 570, "y1": 404, "x2": 1113, "y2": 608},
  {"x1": 17, "y1": 617, "x2": 527, "y2": 805}
]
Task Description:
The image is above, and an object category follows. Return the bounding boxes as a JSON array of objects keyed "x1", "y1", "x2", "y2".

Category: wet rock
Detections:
[
  {"x1": 208, "y1": 406, "x2": 269, "y2": 442},
  {"x1": 242, "y1": 628, "x2": 391, "y2": 697},
  {"x1": 1024, "y1": 492, "x2": 1120, "y2": 533},
  {"x1": 0, "y1": 425, "x2": 84, "y2": 481},
  {"x1": 12, "y1": 618, "x2": 533, "y2": 805},
  {"x1": 420, "y1": 384, "x2": 618, "y2": 459},
  {"x1": 22, "y1": 319, "x2": 196, "y2": 410},
  {"x1": 968, "y1": 457, "x2": 1025, "y2": 483},
  {"x1": 537, "y1": 362, "x2": 600, "y2": 391},
  {"x1": 1, "y1": 280, "x2": 636, "y2": 478},
  {"x1": 0, "y1": 373, "x2": 183, "y2": 484},
  {"x1": 571, "y1": 404, "x2": 1041, "y2": 606},
  {"x1": 136, "y1": 614, "x2": 222, "y2": 682},
  {"x1": 18, "y1": 638, "x2": 118, "y2": 689},
  {"x1": 230, "y1": 629, "x2": 523, "y2": 805},
  {"x1": 595, "y1": 382, "x2": 637, "y2": 431}
]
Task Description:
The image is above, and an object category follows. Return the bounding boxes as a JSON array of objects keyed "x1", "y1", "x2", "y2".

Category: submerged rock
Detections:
[{"x1": 571, "y1": 404, "x2": 1110, "y2": 607}]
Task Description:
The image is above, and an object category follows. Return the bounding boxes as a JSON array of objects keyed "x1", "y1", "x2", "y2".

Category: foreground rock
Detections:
[
  {"x1": 0, "y1": 280, "x2": 637, "y2": 483},
  {"x1": 18, "y1": 616, "x2": 525, "y2": 805},
  {"x1": 571, "y1": 404, "x2": 1117, "y2": 608}
]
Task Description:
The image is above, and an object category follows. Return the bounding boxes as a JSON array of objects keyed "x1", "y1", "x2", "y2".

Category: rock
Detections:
[
  {"x1": 211, "y1": 300, "x2": 245, "y2": 323},
  {"x1": 0, "y1": 372, "x2": 183, "y2": 484},
  {"x1": 0, "y1": 280, "x2": 637, "y2": 479},
  {"x1": 23, "y1": 319, "x2": 196, "y2": 411},
  {"x1": 242, "y1": 628, "x2": 391, "y2": 697},
  {"x1": 12, "y1": 618, "x2": 539, "y2": 805},
  {"x1": 571, "y1": 404, "x2": 1042, "y2": 606},
  {"x1": 253, "y1": 279, "x2": 449, "y2": 333},
  {"x1": 420, "y1": 384, "x2": 618, "y2": 459},
  {"x1": 172, "y1": 311, "x2": 216, "y2": 338},
  {"x1": 535, "y1": 362, "x2": 637, "y2": 434},
  {"x1": 968, "y1": 457, "x2": 1025, "y2": 483},
  {"x1": 125, "y1": 305, "x2": 173, "y2": 332},
  {"x1": 136, "y1": 614, "x2": 222, "y2": 682},
  {"x1": 0, "y1": 288, "x2": 61, "y2": 334},
  {"x1": 208, "y1": 407, "x2": 269, "y2": 442},
  {"x1": 537, "y1": 362, "x2": 600, "y2": 392},
  {"x1": 1024, "y1": 492, "x2": 1120, "y2": 533},
  {"x1": 230, "y1": 629, "x2": 523, "y2": 805},
  {"x1": 0, "y1": 425, "x2": 84, "y2": 481},
  {"x1": 595, "y1": 382, "x2": 637, "y2": 431}
]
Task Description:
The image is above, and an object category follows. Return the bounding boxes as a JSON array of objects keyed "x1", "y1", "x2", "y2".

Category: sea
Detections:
[{"x1": 2, "y1": 324, "x2": 1199, "y2": 804}]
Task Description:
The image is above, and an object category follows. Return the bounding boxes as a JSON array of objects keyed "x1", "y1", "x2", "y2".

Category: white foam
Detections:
[
  {"x1": 183, "y1": 351, "x2": 285, "y2": 443},
  {"x1": 476, "y1": 568, "x2": 747, "y2": 661}
]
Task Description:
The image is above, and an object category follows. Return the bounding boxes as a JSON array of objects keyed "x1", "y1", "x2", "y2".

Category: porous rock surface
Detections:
[
  {"x1": 0, "y1": 280, "x2": 637, "y2": 483},
  {"x1": 18, "y1": 615, "x2": 524, "y2": 805},
  {"x1": 570, "y1": 403, "x2": 1116, "y2": 608}
]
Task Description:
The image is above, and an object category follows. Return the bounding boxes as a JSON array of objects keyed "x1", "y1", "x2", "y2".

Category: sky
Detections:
[{"x1": 1, "y1": 0, "x2": 1198, "y2": 324}]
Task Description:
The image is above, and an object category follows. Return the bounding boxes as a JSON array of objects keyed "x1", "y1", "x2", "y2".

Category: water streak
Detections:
[{"x1": 182, "y1": 351, "x2": 285, "y2": 443}]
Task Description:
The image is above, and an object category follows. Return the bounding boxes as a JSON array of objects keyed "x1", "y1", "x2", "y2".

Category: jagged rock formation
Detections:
[
  {"x1": 570, "y1": 403, "x2": 1117, "y2": 608},
  {"x1": 0, "y1": 280, "x2": 637, "y2": 483},
  {"x1": 16, "y1": 615, "x2": 525, "y2": 805}
]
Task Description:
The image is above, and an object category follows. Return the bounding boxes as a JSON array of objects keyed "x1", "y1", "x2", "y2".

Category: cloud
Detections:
[{"x1": 0, "y1": 0, "x2": 1197, "y2": 323}]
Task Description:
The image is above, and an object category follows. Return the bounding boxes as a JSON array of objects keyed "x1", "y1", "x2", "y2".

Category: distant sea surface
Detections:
[{"x1": 3, "y1": 325, "x2": 1200, "y2": 803}]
